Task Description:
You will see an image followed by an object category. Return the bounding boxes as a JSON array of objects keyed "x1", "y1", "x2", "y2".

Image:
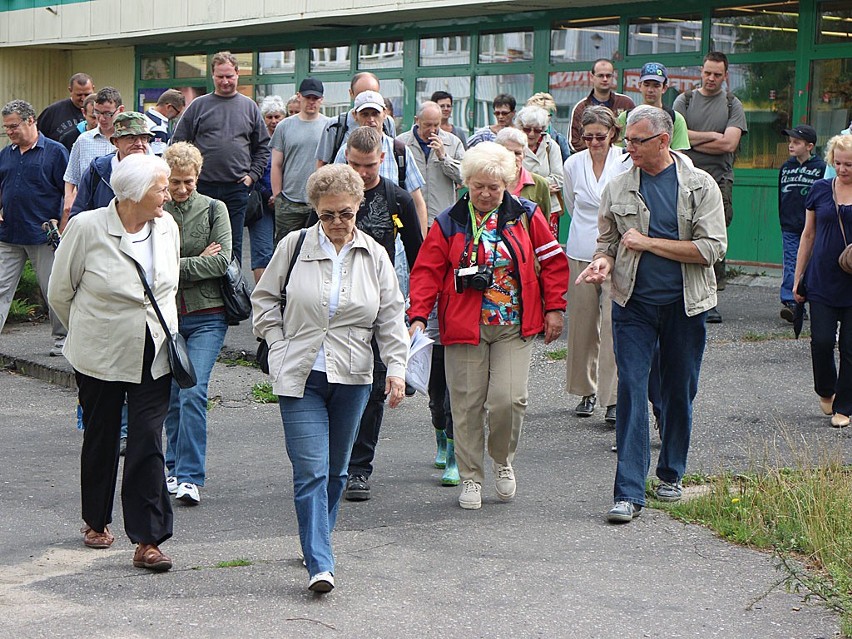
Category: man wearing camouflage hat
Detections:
[{"x1": 70, "y1": 111, "x2": 153, "y2": 216}]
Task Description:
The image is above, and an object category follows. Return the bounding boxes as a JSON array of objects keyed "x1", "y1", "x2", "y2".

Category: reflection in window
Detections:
[
  {"x1": 359, "y1": 41, "x2": 404, "y2": 69},
  {"x1": 231, "y1": 52, "x2": 253, "y2": 76},
  {"x1": 377, "y1": 79, "x2": 405, "y2": 131},
  {"x1": 817, "y1": 1, "x2": 852, "y2": 44},
  {"x1": 141, "y1": 56, "x2": 170, "y2": 80},
  {"x1": 316, "y1": 81, "x2": 351, "y2": 118},
  {"x1": 548, "y1": 72, "x2": 592, "y2": 137},
  {"x1": 311, "y1": 45, "x2": 351, "y2": 72},
  {"x1": 809, "y1": 58, "x2": 852, "y2": 155},
  {"x1": 237, "y1": 85, "x2": 255, "y2": 99},
  {"x1": 175, "y1": 54, "x2": 208, "y2": 79},
  {"x1": 550, "y1": 18, "x2": 620, "y2": 63},
  {"x1": 726, "y1": 61, "x2": 795, "y2": 169},
  {"x1": 479, "y1": 31, "x2": 534, "y2": 63},
  {"x1": 473, "y1": 74, "x2": 533, "y2": 130},
  {"x1": 711, "y1": 2, "x2": 799, "y2": 54},
  {"x1": 259, "y1": 51, "x2": 295, "y2": 75},
  {"x1": 416, "y1": 77, "x2": 472, "y2": 134},
  {"x1": 420, "y1": 35, "x2": 471, "y2": 67},
  {"x1": 256, "y1": 84, "x2": 297, "y2": 103},
  {"x1": 628, "y1": 15, "x2": 702, "y2": 55}
]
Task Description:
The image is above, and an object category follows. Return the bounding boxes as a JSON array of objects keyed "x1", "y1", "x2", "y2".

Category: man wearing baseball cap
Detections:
[
  {"x1": 70, "y1": 112, "x2": 154, "y2": 217},
  {"x1": 778, "y1": 123, "x2": 826, "y2": 321},
  {"x1": 270, "y1": 76, "x2": 331, "y2": 241},
  {"x1": 616, "y1": 62, "x2": 690, "y2": 151}
]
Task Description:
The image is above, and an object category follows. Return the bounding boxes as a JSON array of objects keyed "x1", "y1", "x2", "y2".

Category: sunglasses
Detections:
[
  {"x1": 522, "y1": 126, "x2": 544, "y2": 135},
  {"x1": 581, "y1": 133, "x2": 610, "y2": 142},
  {"x1": 318, "y1": 210, "x2": 356, "y2": 223}
]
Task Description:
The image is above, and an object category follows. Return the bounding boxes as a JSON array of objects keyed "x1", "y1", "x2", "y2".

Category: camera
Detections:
[{"x1": 454, "y1": 265, "x2": 494, "y2": 293}]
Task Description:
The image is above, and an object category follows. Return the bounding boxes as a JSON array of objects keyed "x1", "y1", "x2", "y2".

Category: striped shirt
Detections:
[{"x1": 63, "y1": 128, "x2": 116, "y2": 186}]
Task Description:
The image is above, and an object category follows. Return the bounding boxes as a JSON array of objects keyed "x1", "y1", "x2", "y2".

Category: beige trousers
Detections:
[
  {"x1": 565, "y1": 257, "x2": 617, "y2": 407},
  {"x1": 445, "y1": 325, "x2": 533, "y2": 485}
]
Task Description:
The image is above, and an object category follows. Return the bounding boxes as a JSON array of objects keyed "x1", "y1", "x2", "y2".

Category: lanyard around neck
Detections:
[{"x1": 468, "y1": 201, "x2": 497, "y2": 247}]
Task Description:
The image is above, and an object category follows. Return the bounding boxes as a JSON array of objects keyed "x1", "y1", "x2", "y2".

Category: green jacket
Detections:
[{"x1": 165, "y1": 190, "x2": 231, "y2": 314}]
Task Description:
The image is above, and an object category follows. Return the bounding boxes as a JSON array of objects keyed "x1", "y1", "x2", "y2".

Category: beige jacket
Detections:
[
  {"x1": 595, "y1": 152, "x2": 727, "y2": 317},
  {"x1": 397, "y1": 128, "x2": 464, "y2": 226},
  {"x1": 523, "y1": 133, "x2": 564, "y2": 214},
  {"x1": 47, "y1": 200, "x2": 180, "y2": 382},
  {"x1": 251, "y1": 223, "x2": 408, "y2": 398}
]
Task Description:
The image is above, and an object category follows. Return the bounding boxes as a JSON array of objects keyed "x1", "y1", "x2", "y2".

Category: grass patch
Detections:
[
  {"x1": 251, "y1": 381, "x2": 277, "y2": 403},
  {"x1": 657, "y1": 447, "x2": 852, "y2": 635},
  {"x1": 219, "y1": 356, "x2": 259, "y2": 368},
  {"x1": 742, "y1": 330, "x2": 799, "y2": 342},
  {"x1": 8, "y1": 261, "x2": 44, "y2": 322},
  {"x1": 7, "y1": 298, "x2": 39, "y2": 322},
  {"x1": 545, "y1": 348, "x2": 567, "y2": 361},
  {"x1": 216, "y1": 558, "x2": 253, "y2": 568}
]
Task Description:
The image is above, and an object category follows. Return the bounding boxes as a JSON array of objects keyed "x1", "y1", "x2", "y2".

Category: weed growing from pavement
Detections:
[
  {"x1": 742, "y1": 329, "x2": 809, "y2": 342},
  {"x1": 545, "y1": 348, "x2": 567, "y2": 361},
  {"x1": 8, "y1": 298, "x2": 38, "y2": 322},
  {"x1": 219, "y1": 355, "x2": 259, "y2": 368},
  {"x1": 251, "y1": 381, "x2": 277, "y2": 403},
  {"x1": 216, "y1": 558, "x2": 253, "y2": 568},
  {"x1": 652, "y1": 443, "x2": 852, "y2": 636}
]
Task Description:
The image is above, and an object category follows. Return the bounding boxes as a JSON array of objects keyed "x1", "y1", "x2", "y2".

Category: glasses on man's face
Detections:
[
  {"x1": 318, "y1": 209, "x2": 356, "y2": 223},
  {"x1": 94, "y1": 110, "x2": 117, "y2": 119},
  {"x1": 623, "y1": 132, "x2": 663, "y2": 147},
  {"x1": 581, "y1": 133, "x2": 610, "y2": 142},
  {"x1": 2, "y1": 122, "x2": 23, "y2": 132},
  {"x1": 493, "y1": 110, "x2": 513, "y2": 117}
]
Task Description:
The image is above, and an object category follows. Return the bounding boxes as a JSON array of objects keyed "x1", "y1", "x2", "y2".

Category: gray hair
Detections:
[
  {"x1": 626, "y1": 104, "x2": 673, "y2": 139},
  {"x1": 2, "y1": 99, "x2": 36, "y2": 121},
  {"x1": 495, "y1": 126, "x2": 528, "y2": 148},
  {"x1": 306, "y1": 164, "x2": 365, "y2": 210},
  {"x1": 416, "y1": 101, "x2": 441, "y2": 119},
  {"x1": 514, "y1": 105, "x2": 550, "y2": 129},
  {"x1": 461, "y1": 141, "x2": 516, "y2": 186},
  {"x1": 581, "y1": 105, "x2": 620, "y2": 134},
  {"x1": 111, "y1": 154, "x2": 170, "y2": 203},
  {"x1": 260, "y1": 95, "x2": 285, "y2": 116}
]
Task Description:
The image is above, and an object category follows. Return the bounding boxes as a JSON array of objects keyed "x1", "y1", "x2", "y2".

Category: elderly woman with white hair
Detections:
[
  {"x1": 514, "y1": 105, "x2": 565, "y2": 224},
  {"x1": 408, "y1": 142, "x2": 569, "y2": 510},
  {"x1": 495, "y1": 126, "x2": 552, "y2": 217},
  {"x1": 48, "y1": 154, "x2": 179, "y2": 572}
]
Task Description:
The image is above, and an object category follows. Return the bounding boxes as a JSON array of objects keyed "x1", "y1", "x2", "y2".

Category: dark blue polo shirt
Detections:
[{"x1": 0, "y1": 133, "x2": 69, "y2": 245}]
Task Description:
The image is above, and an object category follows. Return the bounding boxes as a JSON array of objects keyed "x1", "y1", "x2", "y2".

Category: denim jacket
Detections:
[{"x1": 595, "y1": 152, "x2": 727, "y2": 317}]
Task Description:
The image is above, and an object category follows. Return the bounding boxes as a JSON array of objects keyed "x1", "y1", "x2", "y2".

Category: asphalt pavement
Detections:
[{"x1": 0, "y1": 269, "x2": 849, "y2": 638}]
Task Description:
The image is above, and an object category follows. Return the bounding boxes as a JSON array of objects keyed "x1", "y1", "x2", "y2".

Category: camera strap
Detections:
[{"x1": 468, "y1": 201, "x2": 498, "y2": 265}]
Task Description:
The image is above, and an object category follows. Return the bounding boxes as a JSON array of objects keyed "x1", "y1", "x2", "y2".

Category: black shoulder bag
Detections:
[
  {"x1": 134, "y1": 263, "x2": 198, "y2": 389},
  {"x1": 207, "y1": 199, "x2": 253, "y2": 322},
  {"x1": 256, "y1": 228, "x2": 307, "y2": 374}
]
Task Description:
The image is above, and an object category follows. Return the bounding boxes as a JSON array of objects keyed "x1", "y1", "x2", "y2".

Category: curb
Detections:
[{"x1": 0, "y1": 353, "x2": 76, "y2": 390}]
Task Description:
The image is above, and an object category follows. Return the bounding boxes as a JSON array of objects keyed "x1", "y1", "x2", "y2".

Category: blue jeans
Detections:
[
  {"x1": 247, "y1": 208, "x2": 274, "y2": 271},
  {"x1": 780, "y1": 231, "x2": 800, "y2": 304},
  {"x1": 611, "y1": 299, "x2": 707, "y2": 506},
  {"x1": 164, "y1": 312, "x2": 228, "y2": 485},
  {"x1": 197, "y1": 180, "x2": 251, "y2": 265},
  {"x1": 279, "y1": 370, "x2": 370, "y2": 577},
  {"x1": 809, "y1": 301, "x2": 852, "y2": 416}
]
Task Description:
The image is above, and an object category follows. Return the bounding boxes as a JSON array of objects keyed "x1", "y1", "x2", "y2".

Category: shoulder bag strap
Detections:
[
  {"x1": 134, "y1": 261, "x2": 172, "y2": 337},
  {"x1": 282, "y1": 228, "x2": 307, "y2": 304},
  {"x1": 834, "y1": 178, "x2": 849, "y2": 247}
]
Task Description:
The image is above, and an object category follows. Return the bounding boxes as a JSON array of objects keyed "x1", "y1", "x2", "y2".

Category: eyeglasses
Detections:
[
  {"x1": 623, "y1": 132, "x2": 664, "y2": 147},
  {"x1": 493, "y1": 110, "x2": 513, "y2": 117},
  {"x1": 522, "y1": 126, "x2": 544, "y2": 135},
  {"x1": 318, "y1": 209, "x2": 356, "y2": 223},
  {"x1": 2, "y1": 122, "x2": 23, "y2": 131},
  {"x1": 581, "y1": 133, "x2": 610, "y2": 142},
  {"x1": 94, "y1": 109, "x2": 117, "y2": 119},
  {"x1": 594, "y1": 73, "x2": 614, "y2": 79}
]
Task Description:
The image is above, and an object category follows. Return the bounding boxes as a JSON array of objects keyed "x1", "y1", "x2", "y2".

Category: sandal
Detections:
[{"x1": 81, "y1": 525, "x2": 114, "y2": 549}]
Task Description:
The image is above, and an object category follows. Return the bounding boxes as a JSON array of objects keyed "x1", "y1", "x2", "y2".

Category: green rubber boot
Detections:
[
  {"x1": 441, "y1": 438, "x2": 460, "y2": 486},
  {"x1": 434, "y1": 429, "x2": 448, "y2": 468}
]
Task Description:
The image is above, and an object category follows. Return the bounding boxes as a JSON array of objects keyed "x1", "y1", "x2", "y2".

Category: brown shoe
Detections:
[
  {"x1": 133, "y1": 543, "x2": 173, "y2": 572},
  {"x1": 81, "y1": 525, "x2": 115, "y2": 549}
]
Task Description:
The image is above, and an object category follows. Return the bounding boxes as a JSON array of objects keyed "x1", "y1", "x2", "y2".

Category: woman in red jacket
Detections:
[{"x1": 408, "y1": 141, "x2": 569, "y2": 510}]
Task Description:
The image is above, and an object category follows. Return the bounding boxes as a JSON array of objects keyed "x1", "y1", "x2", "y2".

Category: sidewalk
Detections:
[{"x1": 0, "y1": 274, "x2": 847, "y2": 638}]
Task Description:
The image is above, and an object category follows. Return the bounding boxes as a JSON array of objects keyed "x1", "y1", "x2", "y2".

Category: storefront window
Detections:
[
  {"x1": 809, "y1": 58, "x2": 852, "y2": 154},
  {"x1": 256, "y1": 84, "x2": 296, "y2": 103},
  {"x1": 416, "y1": 76, "x2": 472, "y2": 133},
  {"x1": 621, "y1": 65, "x2": 702, "y2": 109},
  {"x1": 311, "y1": 45, "x2": 351, "y2": 72},
  {"x1": 232, "y1": 52, "x2": 253, "y2": 76},
  {"x1": 550, "y1": 18, "x2": 620, "y2": 63},
  {"x1": 315, "y1": 81, "x2": 352, "y2": 118},
  {"x1": 817, "y1": 1, "x2": 852, "y2": 44},
  {"x1": 628, "y1": 14, "x2": 702, "y2": 55},
  {"x1": 474, "y1": 74, "x2": 533, "y2": 129},
  {"x1": 711, "y1": 2, "x2": 799, "y2": 53},
  {"x1": 420, "y1": 34, "x2": 471, "y2": 67},
  {"x1": 379, "y1": 79, "x2": 406, "y2": 130},
  {"x1": 259, "y1": 51, "x2": 295, "y2": 75},
  {"x1": 141, "y1": 56, "x2": 170, "y2": 80},
  {"x1": 175, "y1": 54, "x2": 208, "y2": 79},
  {"x1": 358, "y1": 41, "x2": 404, "y2": 69},
  {"x1": 478, "y1": 30, "x2": 534, "y2": 63}
]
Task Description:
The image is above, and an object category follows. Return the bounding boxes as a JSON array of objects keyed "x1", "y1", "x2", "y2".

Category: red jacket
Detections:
[{"x1": 408, "y1": 192, "x2": 569, "y2": 345}]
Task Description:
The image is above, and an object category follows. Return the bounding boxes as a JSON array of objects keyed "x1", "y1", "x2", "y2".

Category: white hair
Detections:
[
  {"x1": 461, "y1": 141, "x2": 516, "y2": 186},
  {"x1": 416, "y1": 101, "x2": 442, "y2": 119},
  {"x1": 514, "y1": 105, "x2": 550, "y2": 129},
  {"x1": 495, "y1": 126, "x2": 528, "y2": 148},
  {"x1": 626, "y1": 104, "x2": 673, "y2": 138},
  {"x1": 111, "y1": 154, "x2": 170, "y2": 203},
  {"x1": 260, "y1": 95, "x2": 286, "y2": 116}
]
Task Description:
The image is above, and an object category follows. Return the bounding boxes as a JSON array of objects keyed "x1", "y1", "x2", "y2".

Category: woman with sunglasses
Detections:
[
  {"x1": 514, "y1": 105, "x2": 564, "y2": 222},
  {"x1": 563, "y1": 105, "x2": 629, "y2": 424},
  {"x1": 251, "y1": 163, "x2": 409, "y2": 594}
]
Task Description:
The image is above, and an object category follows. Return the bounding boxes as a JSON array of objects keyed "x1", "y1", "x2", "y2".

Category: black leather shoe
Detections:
[
  {"x1": 780, "y1": 303, "x2": 795, "y2": 323},
  {"x1": 605, "y1": 405, "x2": 616, "y2": 424},
  {"x1": 575, "y1": 394, "x2": 596, "y2": 417},
  {"x1": 344, "y1": 474, "x2": 371, "y2": 501},
  {"x1": 706, "y1": 307, "x2": 723, "y2": 324}
]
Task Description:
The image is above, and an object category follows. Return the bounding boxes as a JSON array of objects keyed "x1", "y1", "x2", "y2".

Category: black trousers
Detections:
[
  {"x1": 427, "y1": 345, "x2": 454, "y2": 439},
  {"x1": 347, "y1": 339, "x2": 387, "y2": 478},
  {"x1": 76, "y1": 330, "x2": 173, "y2": 545}
]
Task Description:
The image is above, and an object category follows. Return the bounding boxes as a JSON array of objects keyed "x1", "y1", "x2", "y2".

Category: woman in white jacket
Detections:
[
  {"x1": 563, "y1": 105, "x2": 629, "y2": 423},
  {"x1": 251, "y1": 164, "x2": 409, "y2": 594}
]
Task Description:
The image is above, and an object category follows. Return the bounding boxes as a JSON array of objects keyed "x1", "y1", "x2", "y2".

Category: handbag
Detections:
[
  {"x1": 257, "y1": 228, "x2": 307, "y2": 374},
  {"x1": 244, "y1": 187, "x2": 265, "y2": 227},
  {"x1": 207, "y1": 200, "x2": 253, "y2": 322},
  {"x1": 134, "y1": 263, "x2": 198, "y2": 389},
  {"x1": 833, "y1": 179, "x2": 852, "y2": 275}
]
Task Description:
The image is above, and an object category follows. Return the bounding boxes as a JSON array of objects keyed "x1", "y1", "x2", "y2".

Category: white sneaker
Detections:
[
  {"x1": 458, "y1": 479, "x2": 482, "y2": 510},
  {"x1": 308, "y1": 571, "x2": 335, "y2": 593},
  {"x1": 166, "y1": 476, "x2": 178, "y2": 495},
  {"x1": 176, "y1": 482, "x2": 200, "y2": 505},
  {"x1": 493, "y1": 462, "x2": 516, "y2": 501}
]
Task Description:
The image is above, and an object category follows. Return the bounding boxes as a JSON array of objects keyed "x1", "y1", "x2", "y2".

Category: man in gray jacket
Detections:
[{"x1": 575, "y1": 105, "x2": 727, "y2": 525}]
